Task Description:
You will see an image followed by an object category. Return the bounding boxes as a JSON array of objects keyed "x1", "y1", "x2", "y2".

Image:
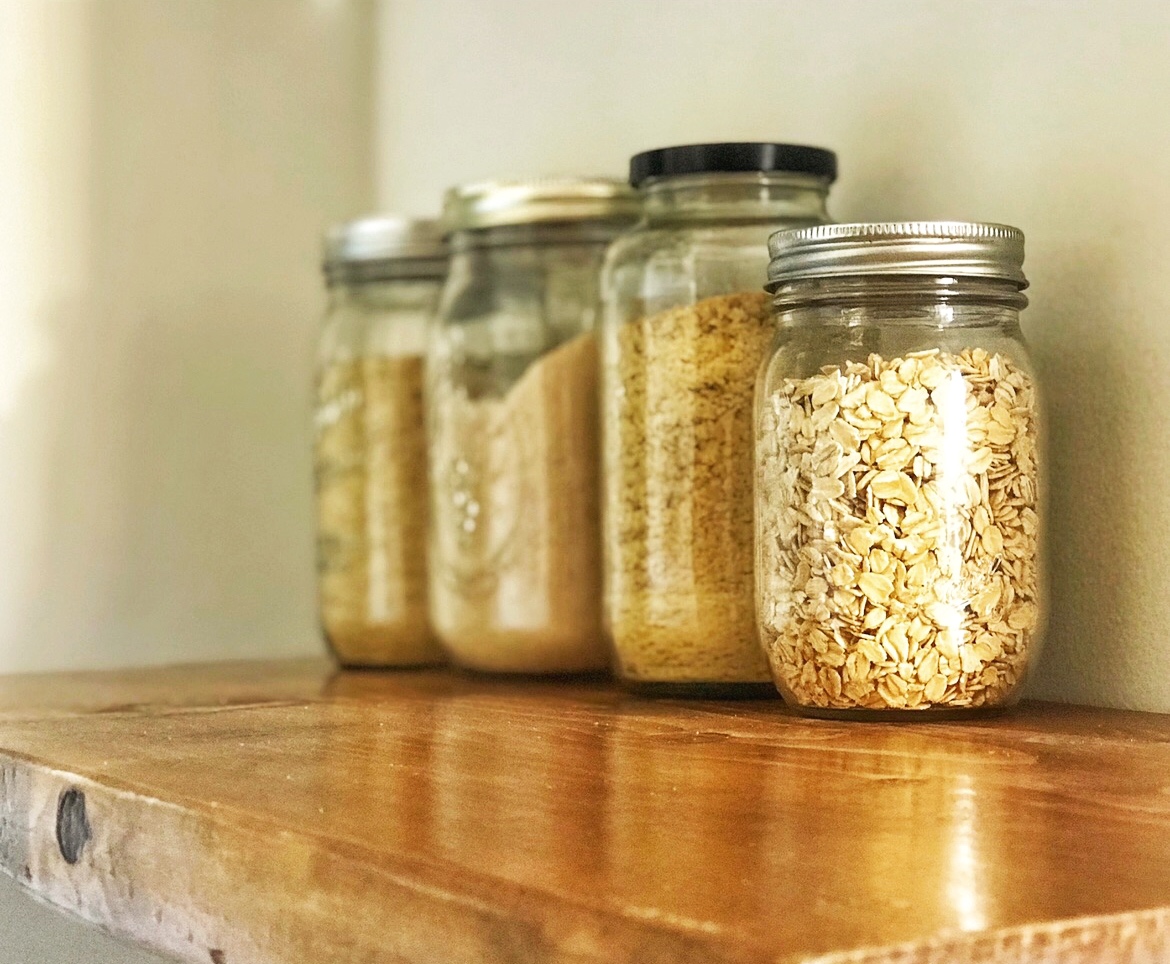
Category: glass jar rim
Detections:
[
  {"x1": 325, "y1": 257, "x2": 447, "y2": 287},
  {"x1": 445, "y1": 220, "x2": 629, "y2": 251}
]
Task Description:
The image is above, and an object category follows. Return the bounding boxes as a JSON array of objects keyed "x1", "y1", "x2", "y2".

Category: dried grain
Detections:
[
  {"x1": 315, "y1": 356, "x2": 439, "y2": 665},
  {"x1": 605, "y1": 292, "x2": 774, "y2": 684},
  {"x1": 756, "y1": 348, "x2": 1040, "y2": 710}
]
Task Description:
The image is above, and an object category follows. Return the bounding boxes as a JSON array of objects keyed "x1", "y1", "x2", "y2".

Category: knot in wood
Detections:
[{"x1": 56, "y1": 788, "x2": 91, "y2": 865}]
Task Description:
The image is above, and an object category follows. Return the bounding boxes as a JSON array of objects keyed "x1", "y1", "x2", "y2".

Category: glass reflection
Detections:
[
  {"x1": 432, "y1": 688, "x2": 610, "y2": 893},
  {"x1": 318, "y1": 671, "x2": 439, "y2": 853},
  {"x1": 948, "y1": 775, "x2": 985, "y2": 932}
]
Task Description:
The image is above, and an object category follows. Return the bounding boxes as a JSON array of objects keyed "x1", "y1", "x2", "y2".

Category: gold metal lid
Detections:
[
  {"x1": 324, "y1": 216, "x2": 446, "y2": 265},
  {"x1": 442, "y1": 178, "x2": 640, "y2": 232},
  {"x1": 322, "y1": 216, "x2": 447, "y2": 284}
]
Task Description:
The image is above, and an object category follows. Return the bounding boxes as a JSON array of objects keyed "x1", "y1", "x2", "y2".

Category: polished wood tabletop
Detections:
[{"x1": 2, "y1": 660, "x2": 1170, "y2": 964}]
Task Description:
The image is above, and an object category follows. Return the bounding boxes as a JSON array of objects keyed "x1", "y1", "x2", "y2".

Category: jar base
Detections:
[
  {"x1": 324, "y1": 621, "x2": 444, "y2": 669},
  {"x1": 786, "y1": 702, "x2": 1016, "y2": 722},
  {"x1": 619, "y1": 679, "x2": 778, "y2": 700}
]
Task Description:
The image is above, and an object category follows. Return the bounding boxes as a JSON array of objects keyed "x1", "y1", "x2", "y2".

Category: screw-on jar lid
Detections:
[
  {"x1": 324, "y1": 216, "x2": 447, "y2": 266},
  {"x1": 442, "y1": 178, "x2": 640, "y2": 232},
  {"x1": 629, "y1": 142, "x2": 837, "y2": 188},
  {"x1": 766, "y1": 221, "x2": 1028, "y2": 290}
]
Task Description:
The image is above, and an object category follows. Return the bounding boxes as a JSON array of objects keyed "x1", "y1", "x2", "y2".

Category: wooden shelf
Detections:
[{"x1": 2, "y1": 660, "x2": 1170, "y2": 964}]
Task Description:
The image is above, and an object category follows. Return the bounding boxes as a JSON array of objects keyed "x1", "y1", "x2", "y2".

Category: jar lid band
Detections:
[
  {"x1": 766, "y1": 221, "x2": 1028, "y2": 289},
  {"x1": 322, "y1": 216, "x2": 447, "y2": 277},
  {"x1": 443, "y1": 178, "x2": 640, "y2": 232}
]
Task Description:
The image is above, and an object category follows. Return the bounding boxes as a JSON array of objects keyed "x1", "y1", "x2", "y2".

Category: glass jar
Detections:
[
  {"x1": 756, "y1": 222, "x2": 1044, "y2": 718},
  {"x1": 428, "y1": 179, "x2": 639, "y2": 673},
  {"x1": 600, "y1": 143, "x2": 837, "y2": 695},
  {"x1": 314, "y1": 216, "x2": 447, "y2": 668}
]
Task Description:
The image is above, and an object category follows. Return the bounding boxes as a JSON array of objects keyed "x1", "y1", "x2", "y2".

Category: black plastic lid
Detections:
[{"x1": 629, "y1": 142, "x2": 838, "y2": 188}]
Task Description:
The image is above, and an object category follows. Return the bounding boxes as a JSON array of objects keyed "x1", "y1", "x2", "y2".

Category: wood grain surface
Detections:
[{"x1": 2, "y1": 660, "x2": 1170, "y2": 964}]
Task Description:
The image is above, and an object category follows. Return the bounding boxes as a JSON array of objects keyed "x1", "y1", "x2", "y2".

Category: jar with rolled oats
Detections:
[{"x1": 756, "y1": 222, "x2": 1044, "y2": 718}]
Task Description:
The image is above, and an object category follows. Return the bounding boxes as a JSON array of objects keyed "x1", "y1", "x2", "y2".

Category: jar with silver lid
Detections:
[
  {"x1": 755, "y1": 222, "x2": 1044, "y2": 717},
  {"x1": 429, "y1": 178, "x2": 639, "y2": 673},
  {"x1": 315, "y1": 216, "x2": 447, "y2": 667},
  {"x1": 599, "y1": 142, "x2": 836, "y2": 695}
]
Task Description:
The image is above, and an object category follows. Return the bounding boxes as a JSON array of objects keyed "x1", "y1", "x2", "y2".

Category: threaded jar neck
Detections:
[
  {"x1": 449, "y1": 221, "x2": 628, "y2": 252},
  {"x1": 640, "y1": 171, "x2": 831, "y2": 225},
  {"x1": 771, "y1": 275, "x2": 1029, "y2": 321}
]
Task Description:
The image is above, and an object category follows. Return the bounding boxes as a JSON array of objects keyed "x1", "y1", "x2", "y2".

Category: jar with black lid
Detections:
[
  {"x1": 756, "y1": 222, "x2": 1044, "y2": 717},
  {"x1": 599, "y1": 142, "x2": 837, "y2": 694},
  {"x1": 314, "y1": 216, "x2": 447, "y2": 667}
]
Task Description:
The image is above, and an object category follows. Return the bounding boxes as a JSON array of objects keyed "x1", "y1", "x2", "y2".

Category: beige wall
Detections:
[
  {"x1": 0, "y1": 0, "x2": 374, "y2": 959},
  {"x1": 378, "y1": 0, "x2": 1170, "y2": 713},
  {"x1": 0, "y1": 0, "x2": 374, "y2": 674}
]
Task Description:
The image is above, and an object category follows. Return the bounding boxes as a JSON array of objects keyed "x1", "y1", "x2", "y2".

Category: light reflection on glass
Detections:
[
  {"x1": 932, "y1": 367, "x2": 973, "y2": 643},
  {"x1": 604, "y1": 714, "x2": 767, "y2": 935}
]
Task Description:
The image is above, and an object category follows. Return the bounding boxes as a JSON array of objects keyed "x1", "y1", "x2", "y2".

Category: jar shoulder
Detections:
[
  {"x1": 606, "y1": 220, "x2": 812, "y2": 266},
  {"x1": 761, "y1": 319, "x2": 1037, "y2": 387},
  {"x1": 318, "y1": 303, "x2": 431, "y2": 362},
  {"x1": 602, "y1": 220, "x2": 828, "y2": 309}
]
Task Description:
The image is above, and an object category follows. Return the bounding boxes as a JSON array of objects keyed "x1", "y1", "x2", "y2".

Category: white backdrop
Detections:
[{"x1": 0, "y1": 0, "x2": 373, "y2": 676}]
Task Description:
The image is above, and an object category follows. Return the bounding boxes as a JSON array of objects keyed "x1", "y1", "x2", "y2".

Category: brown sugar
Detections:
[{"x1": 430, "y1": 332, "x2": 607, "y2": 673}]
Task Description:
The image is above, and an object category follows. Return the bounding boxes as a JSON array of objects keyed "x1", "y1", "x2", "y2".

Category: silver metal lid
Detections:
[
  {"x1": 324, "y1": 216, "x2": 447, "y2": 266},
  {"x1": 442, "y1": 178, "x2": 640, "y2": 232},
  {"x1": 766, "y1": 221, "x2": 1028, "y2": 289}
]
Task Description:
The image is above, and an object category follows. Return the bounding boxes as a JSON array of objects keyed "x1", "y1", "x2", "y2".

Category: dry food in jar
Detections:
[
  {"x1": 600, "y1": 143, "x2": 837, "y2": 692},
  {"x1": 432, "y1": 177, "x2": 635, "y2": 674},
  {"x1": 431, "y1": 332, "x2": 606, "y2": 672},
  {"x1": 314, "y1": 215, "x2": 446, "y2": 667},
  {"x1": 605, "y1": 291, "x2": 775, "y2": 685},
  {"x1": 756, "y1": 347, "x2": 1040, "y2": 711},
  {"x1": 316, "y1": 355, "x2": 435, "y2": 663}
]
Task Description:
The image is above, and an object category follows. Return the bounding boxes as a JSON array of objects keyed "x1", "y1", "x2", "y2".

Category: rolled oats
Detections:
[{"x1": 756, "y1": 348, "x2": 1041, "y2": 712}]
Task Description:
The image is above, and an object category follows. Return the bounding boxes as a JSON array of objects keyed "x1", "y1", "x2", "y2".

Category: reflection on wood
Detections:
[{"x1": 1, "y1": 662, "x2": 1169, "y2": 964}]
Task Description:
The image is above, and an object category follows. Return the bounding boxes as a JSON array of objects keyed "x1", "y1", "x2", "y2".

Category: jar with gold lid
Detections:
[{"x1": 429, "y1": 179, "x2": 639, "y2": 673}]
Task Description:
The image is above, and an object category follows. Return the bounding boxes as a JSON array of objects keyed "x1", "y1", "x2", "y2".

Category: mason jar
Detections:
[
  {"x1": 314, "y1": 216, "x2": 447, "y2": 668},
  {"x1": 756, "y1": 222, "x2": 1044, "y2": 718},
  {"x1": 429, "y1": 179, "x2": 639, "y2": 673},
  {"x1": 600, "y1": 142, "x2": 837, "y2": 695}
]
